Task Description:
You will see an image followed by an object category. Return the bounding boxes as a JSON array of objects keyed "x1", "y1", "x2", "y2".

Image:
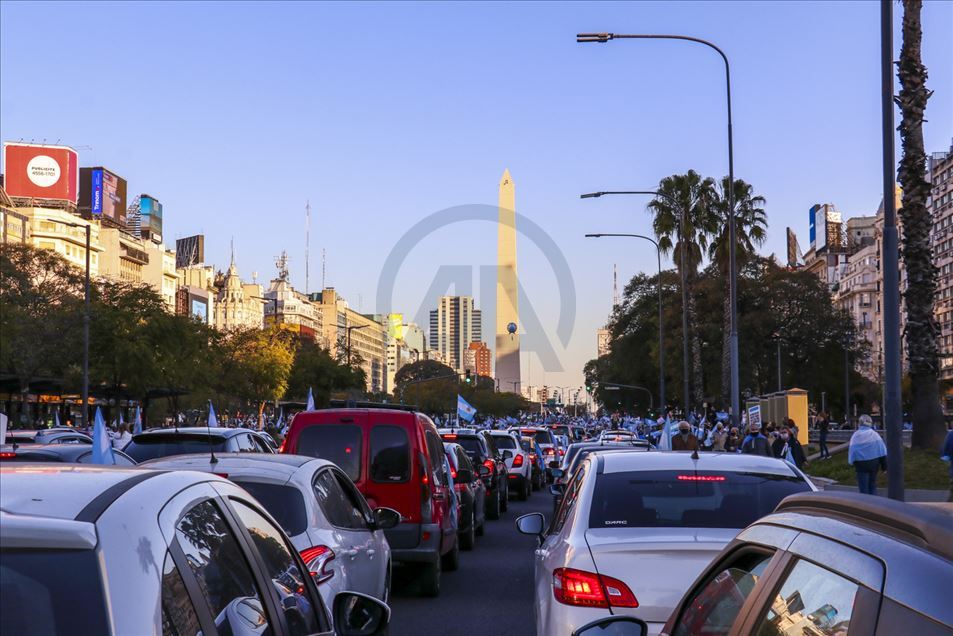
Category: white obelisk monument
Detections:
[{"x1": 495, "y1": 169, "x2": 521, "y2": 393}]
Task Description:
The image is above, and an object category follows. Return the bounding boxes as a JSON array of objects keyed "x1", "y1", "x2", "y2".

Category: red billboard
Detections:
[{"x1": 2, "y1": 142, "x2": 79, "y2": 203}]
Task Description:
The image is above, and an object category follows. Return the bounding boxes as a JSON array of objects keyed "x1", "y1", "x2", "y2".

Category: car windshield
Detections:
[
  {"x1": 123, "y1": 435, "x2": 226, "y2": 462},
  {"x1": 0, "y1": 549, "x2": 110, "y2": 636},
  {"x1": 491, "y1": 435, "x2": 517, "y2": 450},
  {"x1": 231, "y1": 480, "x2": 308, "y2": 537},
  {"x1": 589, "y1": 470, "x2": 811, "y2": 529},
  {"x1": 296, "y1": 424, "x2": 363, "y2": 482}
]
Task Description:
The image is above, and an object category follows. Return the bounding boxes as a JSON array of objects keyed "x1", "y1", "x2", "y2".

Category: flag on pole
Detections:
[
  {"x1": 657, "y1": 414, "x2": 673, "y2": 451},
  {"x1": 133, "y1": 406, "x2": 142, "y2": 435},
  {"x1": 91, "y1": 407, "x2": 116, "y2": 465},
  {"x1": 208, "y1": 401, "x2": 218, "y2": 427},
  {"x1": 54, "y1": 410, "x2": 61, "y2": 428},
  {"x1": 457, "y1": 395, "x2": 477, "y2": 423},
  {"x1": 306, "y1": 387, "x2": 315, "y2": 411},
  {"x1": 0, "y1": 412, "x2": 8, "y2": 446},
  {"x1": 276, "y1": 408, "x2": 287, "y2": 435}
]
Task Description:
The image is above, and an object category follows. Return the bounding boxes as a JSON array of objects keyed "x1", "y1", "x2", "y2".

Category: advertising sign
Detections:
[
  {"x1": 175, "y1": 235, "x2": 205, "y2": 268},
  {"x1": 82, "y1": 167, "x2": 127, "y2": 226},
  {"x1": 190, "y1": 298, "x2": 208, "y2": 323},
  {"x1": 2, "y1": 142, "x2": 79, "y2": 203},
  {"x1": 387, "y1": 313, "x2": 405, "y2": 341},
  {"x1": 808, "y1": 205, "x2": 818, "y2": 250},
  {"x1": 140, "y1": 195, "x2": 163, "y2": 243}
]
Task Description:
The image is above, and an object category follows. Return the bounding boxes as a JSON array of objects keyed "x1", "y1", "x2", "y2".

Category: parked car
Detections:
[
  {"x1": 283, "y1": 406, "x2": 457, "y2": 597},
  {"x1": 444, "y1": 441, "x2": 489, "y2": 549},
  {"x1": 122, "y1": 426, "x2": 275, "y2": 462},
  {"x1": 140, "y1": 453, "x2": 398, "y2": 607},
  {"x1": 0, "y1": 464, "x2": 389, "y2": 635},
  {"x1": 516, "y1": 451, "x2": 816, "y2": 636},
  {"x1": 0, "y1": 443, "x2": 136, "y2": 465},
  {"x1": 441, "y1": 429, "x2": 509, "y2": 520},
  {"x1": 4, "y1": 427, "x2": 92, "y2": 446},
  {"x1": 520, "y1": 436, "x2": 546, "y2": 491},
  {"x1": 488, "y1": 430, "x2": 533, "y2": 500}
]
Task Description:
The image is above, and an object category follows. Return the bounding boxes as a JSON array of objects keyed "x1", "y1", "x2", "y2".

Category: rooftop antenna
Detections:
[
  {"x1": 275, "y1": 251, "x2": 290, "y2": 282},
  {"x1": 207, "y1": 400, "x2": 218, "y2": 465},
  {"x1": 305, "y1": 201, "x2": 311, "y2": 294},
  {"x1": 612, "y1": 264, "x2": 619, "y2": 308}
]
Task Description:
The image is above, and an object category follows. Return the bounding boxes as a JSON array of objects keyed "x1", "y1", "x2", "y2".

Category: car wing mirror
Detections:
[
  {"x1": 515, "y1": 512, "x2": 546, "y2": 545},
  {"x1": 572, "y1": 616, "x2": 648, "y2": 636},
  {"x1": 372, "y1": 507, "x2": 400, "y2": 530},
  {"x1": 333, "y1": 591, "x2": 390, "y2": 636},
  {"x1": 477, "y1": 465, "x2": 491, "y2": 477}
]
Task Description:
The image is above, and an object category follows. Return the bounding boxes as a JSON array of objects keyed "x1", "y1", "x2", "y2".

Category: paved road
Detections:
[{"x1": 388, "y1": 487, "x2": 551, "y2": 635}]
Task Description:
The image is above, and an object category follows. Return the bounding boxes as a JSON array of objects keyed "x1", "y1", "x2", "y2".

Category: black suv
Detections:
[{"x1": 439, "y1": 430, "x2": 510, "y2": 520}]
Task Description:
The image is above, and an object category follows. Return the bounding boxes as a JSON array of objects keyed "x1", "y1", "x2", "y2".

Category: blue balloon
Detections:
[{"x1": 507, "y1": 322, "x2": 517, "y2": 334}]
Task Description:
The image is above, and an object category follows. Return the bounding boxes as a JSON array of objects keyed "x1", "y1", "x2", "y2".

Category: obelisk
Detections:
[{"x1": 495, "y1": 169, "x2": 521, "y2": 393}]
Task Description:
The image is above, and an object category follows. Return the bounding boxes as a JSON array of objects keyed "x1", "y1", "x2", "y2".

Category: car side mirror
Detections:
[
  {"x1": 572, "y1": 616, "x2": 648, "y2": 636},
  {"x1": 551, "y1": 468, "x2": 564, "y2": 479},
  {"x1": 515, "y1": 512, "x2": 546, "y2": 544},
  {"x1": 455, "y1": 468, "x2": 473, "y2": 483},
  {"x1": 502, "y1": 450, "x2": 514, "y2": 460},
  {"x1": 333, "y1": 591, "x2": 390, "y2": 636},
  {"x1": 372, "y1": 507, "x2": 400, "y2": 530},
  {"x1": 477, "y1": 465, "x2": 491, "y2": 477}
]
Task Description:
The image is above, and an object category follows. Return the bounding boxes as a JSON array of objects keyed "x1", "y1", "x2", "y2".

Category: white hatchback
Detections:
[
  {"x1": 489, "y1": 430, "x2": 533, "y2": 500},
  {"x1": 141, "y1": 453, "x2": 398, "y2": 608},
  {"x1": 517, "y1": 451, "x2": 816, "y2": 636}
]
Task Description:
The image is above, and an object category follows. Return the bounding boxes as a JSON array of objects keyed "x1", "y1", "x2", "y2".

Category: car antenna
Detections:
[
  {"x1": 691, "y1": 448, "x2": 700, "y2": 461},
  {"x1": 207, "y1": 401, "x2": 218, "y2": 465}
]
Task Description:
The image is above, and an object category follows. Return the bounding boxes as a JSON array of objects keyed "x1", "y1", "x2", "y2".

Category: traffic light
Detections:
[
  {"x1": 465, "y1": 370, "x2": 472, "y2": 384},
  {"x1": 585, "y1": 382, "x2": 593, "y2": 393}
]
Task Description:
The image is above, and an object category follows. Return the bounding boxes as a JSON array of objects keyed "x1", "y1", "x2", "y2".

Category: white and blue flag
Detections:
[
  {"x1": 208, "y1": 401, "x2": 219, "y2": 427},
  {"x1": 306, "y1": 387, "x2": 315, "y2": 411},
  {"x1": 657, "y1": 414, "x2": 675, "y2": 451},
  {"x1": 91, "y1": 407, "x2": 116, "y2": 465},
  {"x1": 133, "y1": 406, "x2": 142, "y2": 435},
  {"x1": 457, "y1": 395, "x2": 477, "y2": 423},
  {"x1": 54, "y1": 410, "x2": 61, "y2": 428}
]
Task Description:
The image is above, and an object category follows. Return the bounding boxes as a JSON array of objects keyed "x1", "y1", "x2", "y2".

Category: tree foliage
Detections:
[{"x1": 285, "y1": 340, "x2": 365, "y2": 408}]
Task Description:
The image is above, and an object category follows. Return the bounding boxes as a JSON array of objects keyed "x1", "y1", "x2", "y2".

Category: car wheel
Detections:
[
  {"x1": 486, "y1": 489, "x2": 501, "y2": 520},
  {"x1": 518, "y1": 477, "x2": 529, "y2": 501},
  {"x1": 419, "y1": 557, "x2": 441, "y2": 597},
  {"x1": 460, "y1": 510, "x2": 476, "y2": 550},
  {"x1": 442, "y1": 538, "x2": 460, "y2": 572},
  {"x1": 383, "y1": 561, "x2": 392, "y2": 603},
  {"x1": 501, "y1": 482, "x2": 509, "y2": 512}
]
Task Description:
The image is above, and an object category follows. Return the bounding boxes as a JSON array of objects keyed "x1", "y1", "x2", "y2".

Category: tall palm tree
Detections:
[
  {"x1": 708, "y1": 177, "x2": 767, "y2": 406},
  {"x1": 897, "y1": 0, "x2": 945, "y2": 449},
  {"x1": 648, "y1": 170, "x2": 716, "y2": 411}
]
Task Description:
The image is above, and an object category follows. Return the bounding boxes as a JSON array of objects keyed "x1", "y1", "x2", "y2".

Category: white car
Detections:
[
  {"x1": 511, "y1": 427, "x2": 560, "y2": 479},
  {"x1": 141, "y1": 453, "x2": 398, "y2": 608},
  {"x1": 488, "y1": 430, "x2": 533, "y2": 500},
  {"x1": 517, "y1": 451, "x2": 816, "y2": 636},
  {"x1": 0, "y1": 464, "x2": 389, "y2": 635}
]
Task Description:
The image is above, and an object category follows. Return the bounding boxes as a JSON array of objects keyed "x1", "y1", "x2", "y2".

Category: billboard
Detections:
[
  {"x1": 387, "y1": 313, "x2": 405, "y2": 341},
  {"x1": 175, "y1": 235, "x2": 205, "y2": 268},
  {"x1": 2, "y1": 142, "x2": 79, "y2": 203},
  {"x1": 80, "y1": 167, "x2": 127, "y2": 226},
  {"x1": 808, "y1": 205, "x2": 818, "y2": 250},
  {"x1": 140, "y1": 194, "x2": 163, "y2": 243},
  {"x1": 190, "y1": 298, "x2": 208, "y2": 323}
]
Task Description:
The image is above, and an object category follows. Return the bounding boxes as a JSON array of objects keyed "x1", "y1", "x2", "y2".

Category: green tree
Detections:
[
  {"x1": 394, "y1": 360, "x2": 458, "y2": 412},
  {"x1": 647, "y1": 170, "x2": 717, "y2": 407},
  {"x1": 216, "y1": 327, "x2": 295, "y2": 424},
  {"x1": 708, "y1": 177, "x2": 767, "y2": 404},
  {"x1": 285, "y1": 340, "x2": 365, "y2": 407},
  {"x1": 896, "y1": 0, "x2": 945, "y2": 449}
]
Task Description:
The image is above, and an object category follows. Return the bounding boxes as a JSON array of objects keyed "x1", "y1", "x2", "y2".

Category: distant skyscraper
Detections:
[
  {"x1": 495, "y1": 169, "x2": 521, "y2": 391},
  {"x1": 429, "y1": 295, "x2": 482, "y2": 372}
]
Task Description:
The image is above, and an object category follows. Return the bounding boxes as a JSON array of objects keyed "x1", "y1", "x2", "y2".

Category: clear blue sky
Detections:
[{"x1": 2, "y1": 1, "x2": 951, "y2": 392}]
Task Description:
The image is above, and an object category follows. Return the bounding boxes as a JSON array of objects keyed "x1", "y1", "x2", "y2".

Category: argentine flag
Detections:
[
  {"x1": 91, "y1": 407, "x2": 116, "y2": 465},
  {"x1": 457, "y1": 395, "x2": 477, "y2": 423},
  {"x1": 208, "y1": 401, "x2": 219, "y2": 427},
  {"x1": 306, "y1": 387, "x2": 315, "y2": 411},
  {"x1": 133, "y1": 406, "x2": 142, "y2": 435}
]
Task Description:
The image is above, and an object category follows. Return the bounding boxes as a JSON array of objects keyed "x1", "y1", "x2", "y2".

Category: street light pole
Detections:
[
  {"x1": 341, "y1": 324, "x2": 369, "y2": 367},
  {"x1": 577, "y1": 32, "x2": 739, "y2": 427},
  {"x1": 585, "y1": 231, "x2": 665, "y2": 414}
]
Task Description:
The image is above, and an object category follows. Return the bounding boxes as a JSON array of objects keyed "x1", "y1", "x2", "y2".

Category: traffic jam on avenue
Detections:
[{"x1": 3, "y1": 2, "x2": 953, "y2": 636}]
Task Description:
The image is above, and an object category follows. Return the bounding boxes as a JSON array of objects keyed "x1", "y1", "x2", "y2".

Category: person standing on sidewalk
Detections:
[
  {"x1": 816, "y1": 411, "x2": 831, "y2": 459},
  {"x1": 848, "y1": 414, "x2": 887, "y2": 495},
  {"x1": 941, "y1": 424, "x2": 953, "y2": 503}
]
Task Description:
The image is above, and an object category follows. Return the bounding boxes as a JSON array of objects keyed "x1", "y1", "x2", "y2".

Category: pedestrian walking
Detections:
[
  {"x1": 671, "y1": 421, "x2": 700, "y2": 452},
  {"x1": 848, "y1": 414, "x2": 887, "y2": 496},
  {"x1": 817, "y1": 411, "x2": 831, "y2": 459},
  {"x1": 772, "y1": 426, "x2": 806, "y2": 468},
  {"x1": 741, "y1": 421, "x2": 771, "y2": 456},
  {"x1": 940, "y1": 424, "x2": 953, "y2": 503}
]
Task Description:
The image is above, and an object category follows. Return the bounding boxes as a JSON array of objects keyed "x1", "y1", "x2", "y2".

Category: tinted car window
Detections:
[
  {"x1": 161, "y1": 551, "x2": 202, "y2": 636},
  {"x1": 491, "y1": 435, "x2": 517, "y2": 450},
  {"x1": 589, "y1": 470, "x2": 811, "y2": 529},
  {"x1": 174, "y1": 500, "x2": 269, "y2": 632},
  {"x1": 296, "y1": 425, "x2": 362, "y2": 482},
  {"x1": 230, "y1": 500, "x2": 323, "y2": 636},
  {"x1": 532, "y1": 430, "x2": 555, "y2": 445},
  {"x1": 0, "y1": 549, "x2": 110, "y2": 636},
  {"x1": 552, "y1": 465, "x2": 586, "y2": 534},
  {"x1": 370, "y1": 425, "x2": 410, "y2": 483},
  {"x1": 673, "y1": 552, "x2": 772, "y2": 636},
  {"x1": 451, "y1": 436, "x2": 485, "y2": 461},
  {"x1": 124, "y1": 435, "x2": 226, "y2": 462},
  {"x1": 314, "y1": 470, "x2": 367, "y2": 530},
  {"x1": 234, "y1": 433, "x2": 259, "y2": 453},
  {"x1": 756, "y1": 560, "x2": 859, "y2": 636},
  {"x1": 77, "y1": 450, "x2": 137, "y2": 466},
  {"x1": 231, "y1": 481, "x2": 308, "y2": 537}
]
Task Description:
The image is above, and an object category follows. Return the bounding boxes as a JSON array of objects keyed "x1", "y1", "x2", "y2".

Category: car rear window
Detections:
[
  {"x1": 520, "y1": 440, "x2": 534, "y2": 453},
  {"x1": 451, "y1": 436, "x2": 484, "y2": 460},
  {"x1": 589, "y1": 470, "x2": 811, "y2": 529},
  {"x1": 4, "y1": 436, "x2": 35, "y2": 444},
  {"x1": 532, "y1": 430, "x2": 555, "y2": 445},
  {"x1": 491, "y1": 435, "x2": 517, "y2": 450},
  {"x1": 550, "y1": 425, "x2": 570, "y2": 438},
  {"x1": 123, "y1": 435, "x2": 226, "y2": 462},
  {"x1": 231, "y1": 480, "x2": 308, "y2": 537},
  {"x1": 0, "y1": 549, "x2": 110, "y2": 636},
  {"x1": 370, "y1": 425, "x2": 410, "y2": 483},
  {"x1": 296, "y1": 424, "x2": 362, "y2": 482}
]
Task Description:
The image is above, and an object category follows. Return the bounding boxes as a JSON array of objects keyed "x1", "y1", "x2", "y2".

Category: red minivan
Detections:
[{"x1": 282, "y1": 406, "x2": 457, "y2": 597}]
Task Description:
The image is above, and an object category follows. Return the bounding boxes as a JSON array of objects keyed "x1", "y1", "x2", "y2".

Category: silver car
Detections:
[
  {"x1": 517, "y1": 451, "x2": 816, "y2": 636},
  {"x1": 0, "y1": 464, "x2": 389, "y2": 635},
  {"x1": 141, "y1": 453, "x2": 398, "y2": 608}
]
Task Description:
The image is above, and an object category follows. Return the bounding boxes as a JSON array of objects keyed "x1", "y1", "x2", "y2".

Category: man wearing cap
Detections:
[
  {"x1": 672, "y1": 420, "x2": 700, "y2": 452},
  {"x1": 741, "y1": 421, "x2": 771, "y2": 456}
]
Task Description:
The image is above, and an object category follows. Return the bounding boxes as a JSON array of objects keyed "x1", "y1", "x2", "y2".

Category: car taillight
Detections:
[
  {"x1": 558, "y1": 448, "x2": 565, "y2": 456},
  {"x1": 529, "y1": 453, "x2": 537, "y2": 461},
  {"x1": 0, "y1": 452, "x2": 15, "y2": 459},
  {"x1": 544, "y1": 447, "x2": 555, "y2": 456},
  {"x1": 279, "y1": 438, "x2": 286, "y2": 453},
  {"x1": 300, "y1": 545, "x2": 335, "y2": 584},
  {"x1": 450, "y1": 466, "x2": 457, "y2": 479},
  {"x1": 512, "y1": 453, "x2": 524, "y2": 468},
  {"x1": 483, "y1": 459, "x2": 495, "y2": 473},
  {"x1": 552, "y1": 567, "x2": 638, "y2": 608}
]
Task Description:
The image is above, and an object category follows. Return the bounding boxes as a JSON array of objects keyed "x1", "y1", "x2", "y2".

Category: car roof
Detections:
[
  {"x1": 1, "y1": 444, "x2": 93, "y2": 460},
  {"x1": 140, "y1": 452, "x2": 324, "y2": 478},
  {"x1": 598, "y1": 450, "x2": 800, "y2": 477},
  {"x1": 132, "y1": 427, "x2": 254, "y2": 438}
]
